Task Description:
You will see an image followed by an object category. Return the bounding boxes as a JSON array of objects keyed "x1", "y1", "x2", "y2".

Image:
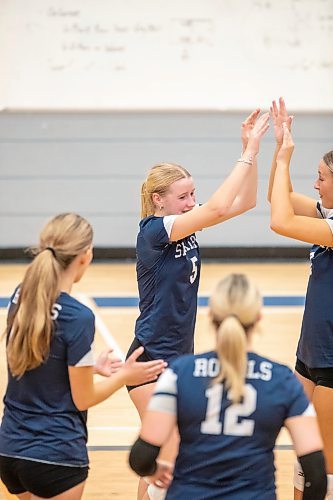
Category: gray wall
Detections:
[{"x1": 1, "y1": 111, "x2": 332, "y2": 250}]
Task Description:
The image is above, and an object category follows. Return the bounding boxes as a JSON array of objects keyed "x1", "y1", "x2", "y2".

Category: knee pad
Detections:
[
  {"x1": 293, "y1": 460, "x2": 304, "y2": 492},
  {"x1": 147, "y1": 484, "x2": 167, "y2": 500}
]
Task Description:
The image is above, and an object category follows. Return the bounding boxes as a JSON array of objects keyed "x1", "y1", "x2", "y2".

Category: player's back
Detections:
[
  {"x1": 0, "y1": 291, "x2": 94, "y2": 466},
  {"x1": 160, "y1": 351, "x2": 309, "y2": 499}
]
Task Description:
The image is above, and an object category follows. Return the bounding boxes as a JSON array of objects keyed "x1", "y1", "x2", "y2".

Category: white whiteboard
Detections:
[{"x1": 0, "y1": 0, "x2": 333, "y2": 111}]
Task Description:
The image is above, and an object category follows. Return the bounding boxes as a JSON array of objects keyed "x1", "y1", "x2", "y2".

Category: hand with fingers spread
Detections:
[
  {"x1": 94, "y1": 348, "x2": 123, "y2": 377},
  {"x1": 121, "y1": 346, "x2": 167, "y2": 386},
  {"x1": 276, "y1": 122, "x2": 294, "y2": 164},
  {"x1": 270, "y1": 97, "x2": 293, "y2": 145},
  {"x1": 245, "y1": 111, "x2": 270, "y2": 157},
  {"x1": 241, "y1": 108, "x2": 261, "y2": 152}
]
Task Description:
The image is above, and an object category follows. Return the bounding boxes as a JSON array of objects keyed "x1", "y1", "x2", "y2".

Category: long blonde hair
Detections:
[
  {"x1": 6, "y1": 213, "x2": 93, "y2": 378},
  {"x1": 141, "y1": 163, "x2": 191, "y2": 218},
  {"x1": 209, "y1": 274, "x2": 262, "y2": 403}
]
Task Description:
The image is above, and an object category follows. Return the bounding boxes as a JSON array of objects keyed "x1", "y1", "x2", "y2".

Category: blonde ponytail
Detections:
[
  {"x1": 6, "y1": 213, "x2": 93, "y2": 378},
  {"x1": 209, "y1": 274, "x2": 261, "y2": 403},
  {"x1": 215, "y1": 316, "x2": 247, "y2": 403},
  {"x1": 141, "y1": 181, "x2": 155, "y2": 218},
  {"x1": 7, "y1": 251, "x2": 61, "y2": 378}
]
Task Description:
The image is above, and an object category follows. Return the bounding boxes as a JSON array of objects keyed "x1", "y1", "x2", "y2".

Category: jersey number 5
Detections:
[
  {"x1": 189, "y1": 256, "x2": 198, "y2": 284},
  {"x1": 201, "y1": 383, "x2": 257, "y2": 436}
]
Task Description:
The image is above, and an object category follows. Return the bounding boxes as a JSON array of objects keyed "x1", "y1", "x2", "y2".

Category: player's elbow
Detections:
[
  {"x1": 247, "y1": 199, "x2": 256, "y2": 211},
  {"x1": 270, "y1": 214, "x2": 287, "y2": 235},
  {"x1": 207, "y1": 202, "x2": 230, "y2": 219},
  {"x1": 270, "y1": 219, "x2": 281, "y2": 234},
  {"x1": 232, "y1": 193, "x2": 257, "y2": 216},
  {"x1": 71, "y1": 393, "x2": 92, "y2": 411},
  {"x1": 129, "y1": 437, "x2": 160, "y2": 477},
  {"x1": 74, "y1": 400, "x2": 90, "y2": 411}
]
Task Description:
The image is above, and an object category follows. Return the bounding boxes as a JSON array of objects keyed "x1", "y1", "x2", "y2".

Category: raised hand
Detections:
[
  {"x1": 245, "y1": 112, "x2": 270, "y2": 156},
  {"x1": 121, "y1": 346, "x2": 167, "y2": 386},
  {"x1": 270, "y1": 97, "x2": 293, "y2": 145},
  {"x1": 276, "y1": 122, "x2": 294, "y2": 164},
  {"x1": 241, "y1": 109, "x2": 261, "y2": 152}
]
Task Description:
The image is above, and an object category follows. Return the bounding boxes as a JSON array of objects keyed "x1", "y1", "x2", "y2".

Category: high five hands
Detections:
[
  {"x1": 241, "y1": 109, "x2": 270, "y2": 156},
  {"x1": 270, "y1": 97, "x2": 295, "y2": 163},
  {"x1": 243, "y1": 97, "x2": 294, "y2": 163},
  {"x1": 270, "y1": 97, "x2": 293, "y2": 145}
]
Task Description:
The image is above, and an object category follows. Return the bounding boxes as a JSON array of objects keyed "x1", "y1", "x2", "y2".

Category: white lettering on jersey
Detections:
[
  {"x1": 10, "y1": 288, "x2": 62, "y2": 321},
  {"x1": 194, "y1": 358, "x2": 272, "y2": 381},
  {"x1": 188, "y1": 235, "x2": 198, "y2": 249},
  {"x1": 12, "y1": 288, "x2": 21, "y2": 305},
  {"x1": 175, "y1": 235, "x2": 198, "y2": 258},
  {"x1": 193, "y1": 357, "x2": 220, "y2": 377},
  {"x1": 201, "y1": 383, "x2": 257, "y2": 436},
  {"x1": 175, "y1": 244, "x2": 182, "y2": 259},
  {"x1": 309, "y1": 250, "x2": 315, "y2": 276},
  {"x1": 247, "y1": 360, "x2": 273, "y2": 381},
  {"x1": 51, "y1": 303, "x2": 62, "y2": 320},
  {"x1": 189, "y1": 256, "x2": 198, "y2": 284},
  {"x1": 224, "y1": 385, "x2": 257, "y2": 436}
]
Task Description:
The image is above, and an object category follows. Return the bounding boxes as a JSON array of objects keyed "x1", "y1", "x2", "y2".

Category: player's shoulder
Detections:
[
  {"x1": 57, "y1": 293, "x2": 94, "y2": 323},
  {"x1": 138, "y1": 215, "x2": 167, "y2": 241},
  {"x1": 139, "y1": 215, "x2": 158, "y2": 229},
  {"x1": 248, "y1": 351, "x2": 293, "y2": 377},
  {"x1": 139, "y1": 215, "x2": 178, "y2": 232}
]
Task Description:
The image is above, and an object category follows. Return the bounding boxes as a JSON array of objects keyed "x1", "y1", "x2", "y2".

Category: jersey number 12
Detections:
[{"x1": 201, "y1": 383, "x2": 257, "y2": 436}]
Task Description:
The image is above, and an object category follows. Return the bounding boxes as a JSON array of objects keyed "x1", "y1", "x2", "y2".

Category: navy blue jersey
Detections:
[
  {"x1": 149, "y1": 351, "x2": 311, "y2": 499},
  {"x1": 297, "y1": 202, "x2": 333, "y2": 368},
  {"x1": 0, "y1": 288, "x2": 95, "y2": 467},
  {"x1": 135, "y1": 215, "x2": 201, "y2": 361}
]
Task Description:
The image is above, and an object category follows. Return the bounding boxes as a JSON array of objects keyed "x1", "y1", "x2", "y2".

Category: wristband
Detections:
[{"x1": 237, "y1": 155, "x2": 254, "y2": 166}]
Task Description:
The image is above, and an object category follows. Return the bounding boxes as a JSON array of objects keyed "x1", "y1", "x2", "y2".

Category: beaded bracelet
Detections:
[{"x1": 236, "y1": 156, "x2": 254, "y2": 166}]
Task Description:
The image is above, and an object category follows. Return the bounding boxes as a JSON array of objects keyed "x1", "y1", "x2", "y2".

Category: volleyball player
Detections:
[
  {"x1": 127, "y1": 111, "x2": 270, "y2": 499},
  {"x1": 0, "y1": 213, "x2": 166, "y2": 499},
  {"x1": 269, "y1": 98, "x2": 333, "y2": 499},
  {"x1": 129, "y1": 273, "x2": 326, "y2": 500}
]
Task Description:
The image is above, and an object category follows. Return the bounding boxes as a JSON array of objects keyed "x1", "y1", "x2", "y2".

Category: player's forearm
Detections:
[
  {"x1": 268, "y1": 144, "x2": 293, "y2": 203},
  {"x1": 73, "y1": 371, "x2": 127, "y2": 410},
  {"x1": 207, "y1": 153, "x2": 257, "y2": 217},
  {"x1": 232, "y1": 160, "x2": 258, "y2": 212},
  {"x1": 270, "y1": 161, "x2": 294, "y2": 232}
]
